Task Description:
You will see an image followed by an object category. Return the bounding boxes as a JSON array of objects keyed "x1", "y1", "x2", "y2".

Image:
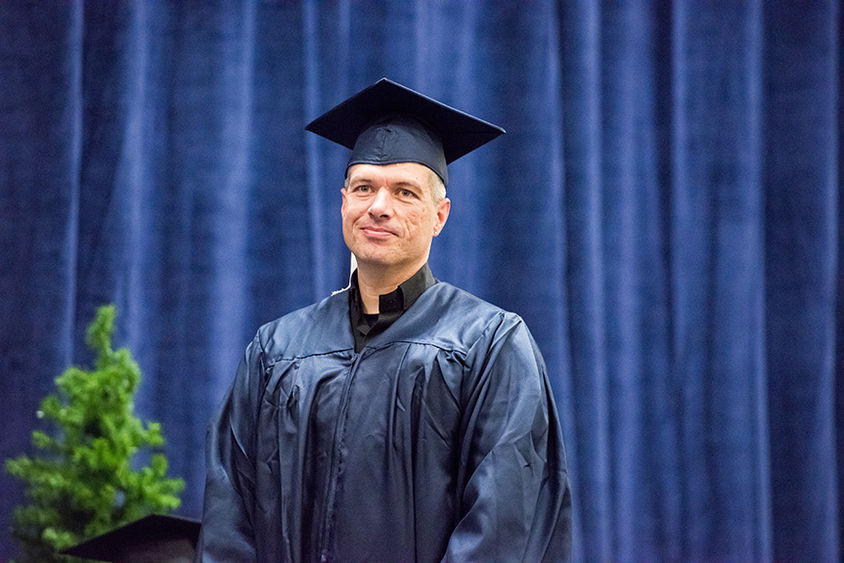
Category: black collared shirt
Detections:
[{"x1": 348, "y1": 263, "x2": 436, "y2": 352}]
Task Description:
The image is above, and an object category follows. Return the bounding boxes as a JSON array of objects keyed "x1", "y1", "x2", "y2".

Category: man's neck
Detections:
[{"x1": 355, "y1": 261, "x2": 425, "y2": 314}]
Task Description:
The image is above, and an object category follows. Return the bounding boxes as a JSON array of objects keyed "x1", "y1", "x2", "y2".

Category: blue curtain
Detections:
[{"x1": 1, "y1": 1, "x2": 840, "y2": 560}]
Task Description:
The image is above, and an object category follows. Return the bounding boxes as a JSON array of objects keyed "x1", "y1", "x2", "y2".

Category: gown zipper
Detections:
[{"x1": 318, "y1": 348, "x2": 365, "y2": 562}]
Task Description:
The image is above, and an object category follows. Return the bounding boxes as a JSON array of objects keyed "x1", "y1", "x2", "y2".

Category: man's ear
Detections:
[{"x1": 433, "y1": 197, "x2": 450, "y2": 236}]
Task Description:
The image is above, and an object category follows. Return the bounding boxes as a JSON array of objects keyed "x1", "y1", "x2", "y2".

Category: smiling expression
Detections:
[{"x1": 341, "y1": 162, "x2": 450, "y2": 275}]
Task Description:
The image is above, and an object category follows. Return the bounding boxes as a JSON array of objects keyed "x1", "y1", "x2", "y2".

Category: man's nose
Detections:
[{"x1": 367, "y1": 187, "x2": 393, "y2": 218}]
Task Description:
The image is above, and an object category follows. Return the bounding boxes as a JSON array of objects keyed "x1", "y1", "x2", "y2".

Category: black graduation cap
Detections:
[
  {"x1": 305, "y1": 78, "x2": 505, "y2": 185},
  {"x1": 60, "y1": 514, "x2": 200, "y2": 563}
]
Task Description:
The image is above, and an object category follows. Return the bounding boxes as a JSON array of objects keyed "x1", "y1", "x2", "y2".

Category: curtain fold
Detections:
[
  {"x1": 763, "y1": 2, "x2": 840, "y2": 559},
  {"x1": 670, "y1": 2, "x2": 770, "y2": 558},
  {"x1": 557, "y1": 2, "x2": 612, "y2": 559},
  {"x1": 0, "y1": 1, "x2": 839, "y2": 560}
]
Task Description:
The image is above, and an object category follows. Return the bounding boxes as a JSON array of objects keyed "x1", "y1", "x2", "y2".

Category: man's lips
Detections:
[{"x1": 359, "y1": 226, "x2": 396, "y2": 238}]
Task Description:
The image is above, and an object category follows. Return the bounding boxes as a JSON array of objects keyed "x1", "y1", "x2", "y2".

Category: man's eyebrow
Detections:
[
  {"x1": 394, "y1": 180, "x2": 423, "y2": 189},
  {"x1": 348, "y1": 177, "x2": 422, "y2": 189}
]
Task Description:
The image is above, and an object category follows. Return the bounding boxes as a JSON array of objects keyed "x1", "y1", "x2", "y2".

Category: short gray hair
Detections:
[{"x1": 429, "y1": 172, "x2": 446, "y2": 203}]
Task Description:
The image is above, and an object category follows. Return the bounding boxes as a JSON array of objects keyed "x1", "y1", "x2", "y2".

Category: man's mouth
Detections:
[{"x1": 360, "y1": 226, "x2": 395, "y2": 237}]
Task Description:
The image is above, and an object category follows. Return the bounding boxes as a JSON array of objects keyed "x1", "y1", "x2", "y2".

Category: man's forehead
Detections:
[{"x1": 347, "y1": 162, "x2": 433, "y2": 185}]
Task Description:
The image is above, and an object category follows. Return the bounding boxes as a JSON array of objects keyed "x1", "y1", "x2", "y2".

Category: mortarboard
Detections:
[
  {"x1": 305, "y1": 78, "x2": 505, "y2": 185},
  {"x1": 60, "y1": 514, "x2": 200, "y2": 563}
]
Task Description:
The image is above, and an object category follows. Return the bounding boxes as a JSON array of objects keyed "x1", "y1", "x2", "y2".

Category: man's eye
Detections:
[
  {"x1": 400, "y1": 189, "x2": 416, "y2": 198},
  {"x1": 353, "y1": 185, "x2": 370, "y2": 193}
]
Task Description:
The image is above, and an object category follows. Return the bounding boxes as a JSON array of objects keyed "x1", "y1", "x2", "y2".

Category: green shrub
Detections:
[{"x1": 5, "y1": 305, "x2": 185, "y2": 561}]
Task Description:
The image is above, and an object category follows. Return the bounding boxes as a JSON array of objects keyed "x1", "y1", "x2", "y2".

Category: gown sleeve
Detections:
[
  {"x1": 196, "y1": 336, "x2": 264, "y2": 562},
  {"x1": 443, "y1": 314, "x2": 572, "y2": 562}
]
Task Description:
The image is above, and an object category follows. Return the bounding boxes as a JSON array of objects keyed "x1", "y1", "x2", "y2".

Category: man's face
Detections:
[{"x1": 341, "y1": 162, "x2": 450, "y2": 273}]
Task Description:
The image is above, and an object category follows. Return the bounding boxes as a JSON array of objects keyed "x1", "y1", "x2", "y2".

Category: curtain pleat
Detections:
[{"x1": 763, "y1": 3, "x2": 840, "y2": 560}]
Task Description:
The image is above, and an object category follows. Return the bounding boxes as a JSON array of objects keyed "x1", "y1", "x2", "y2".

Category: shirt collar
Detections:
[{"x1": 350, "y1": 262, "x2": 435, "y2": 315}]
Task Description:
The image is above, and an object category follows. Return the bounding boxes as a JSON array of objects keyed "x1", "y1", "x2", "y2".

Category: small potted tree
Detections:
[{"x1": 6, "y1": 305, "x2": 185, "y2": 562}]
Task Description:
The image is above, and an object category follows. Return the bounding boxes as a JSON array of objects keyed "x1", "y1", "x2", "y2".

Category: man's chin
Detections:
[
  {"x1": 353, "y1": 254, "x2": 395, "y2": 268},
  {"x1": 349, "y1": 243, "x2": 393, "y2": 263}
]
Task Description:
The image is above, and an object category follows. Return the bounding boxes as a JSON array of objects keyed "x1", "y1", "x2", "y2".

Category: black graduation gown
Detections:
[{"x1": 198, "y1": 281, "x2": 571, "y2": 562}]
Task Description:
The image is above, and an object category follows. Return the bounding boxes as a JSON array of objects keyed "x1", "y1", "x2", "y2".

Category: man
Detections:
[{"x1": 198, "y1": 78, "x2": 571, "y2": 562}]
